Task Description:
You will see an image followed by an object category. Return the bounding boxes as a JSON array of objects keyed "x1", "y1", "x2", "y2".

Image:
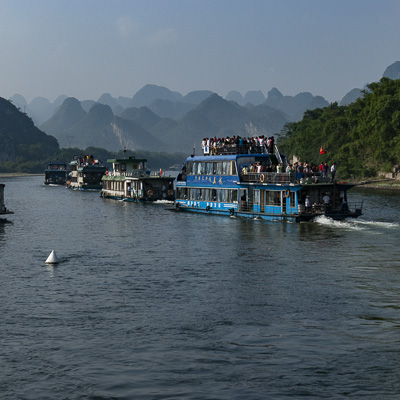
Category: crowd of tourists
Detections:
[
  {"x1": 290, "y1": 161, "x2": 336, "y2": 182},
  {"x1": 201, "y1": 135, "x2": 337, "y2": 182},
  {"x1": 202, "y1": 135, "x2": 275, "y2": 155},
  {"x1": 241, "y1": 160, "x2": 337, "y2": 182}
]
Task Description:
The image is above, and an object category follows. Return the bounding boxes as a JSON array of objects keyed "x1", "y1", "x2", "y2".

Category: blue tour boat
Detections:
[{"x1": 174, "y1": 142, "x2": 362, "y2": 222}]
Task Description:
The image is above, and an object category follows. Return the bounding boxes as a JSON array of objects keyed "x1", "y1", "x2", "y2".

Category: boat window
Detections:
[
  {"x1": 290, "y1": 192, "x2": 296, "y2": 207},
  {"x1": 265, "y1": 191, "x2": 281, "y2": 206},
  {"x1": 215, "y1": 162, "x2": 222, "y2": 175},
  {"x1": 224, "y1": 189, "x2": 230, "y2": 202},
  {"x1": 206, "y1": 162, "x2": 213, "y2": 175},
  {"x1": 274, "y1": 191, "x2": 281, "y2": 205},
  {"x1": 254, "y1": 190, "x2": 260, "y2": 205},
  {"x1": 231, "y1": 189, "x2": 238, "y2": 203},
  {"x1": 120, "y1": 163, "x2": 126, "y2": 172},
  {"x1": 188, "y1": 162, "x2": 196, "y2": 175},
  {"x1": 222, "y1": 162, "x2": 230, "y2": 175},
  {"x1": 197, "y1": 162, "x2": 205, "y2": 175},
  {"x1": 231, "y1": 162, "x2": 237, "y2": 175}
]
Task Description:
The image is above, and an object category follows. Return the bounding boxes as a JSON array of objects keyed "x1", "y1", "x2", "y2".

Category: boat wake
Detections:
[
  {"x1": 351, "y1": 219, "x2": 400, "y2": 229},
  {"x1": 314, "y1": 215, "x2": 365, "y2": 230},
  {"x1": 154, "y1": 200, "x2": 174, "y2": 204},
  {"x1": 314, "y1": 215, "x2": 399, "y2": 231}
]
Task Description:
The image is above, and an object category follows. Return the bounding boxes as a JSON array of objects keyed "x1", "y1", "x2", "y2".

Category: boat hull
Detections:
[{"x1": 174, "y1": 202, "x2": 362, "y2": 222}]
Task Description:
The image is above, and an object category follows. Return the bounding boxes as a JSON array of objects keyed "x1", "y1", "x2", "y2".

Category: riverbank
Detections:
[
  {"x1": 0, "y1": 173, "x2": 42, "y2": 178},
  {"x1": 356, "y1": 178, "x2": 400, "y2": 190}
]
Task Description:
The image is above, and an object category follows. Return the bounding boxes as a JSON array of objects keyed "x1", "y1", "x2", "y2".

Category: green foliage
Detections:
[{"x1": 279, "y1": 78, "x2": 400, "y2": 179}]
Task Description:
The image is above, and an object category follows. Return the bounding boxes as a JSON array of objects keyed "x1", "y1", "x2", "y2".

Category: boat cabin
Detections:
[{"x1": 101, "y1": 156, "x2": 175, "y2": 202}]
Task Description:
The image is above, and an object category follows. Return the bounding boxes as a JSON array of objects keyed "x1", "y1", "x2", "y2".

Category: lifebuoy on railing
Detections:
[
  {"x1": 260, "y1": 174, "x2": 265, "y2": 183},
  {"x1": 147, "y1": 190, "x2": 154, "y2": 197},
  {"x1": 285, "y1": 189, "x2": 290, "y2": 198},
  {"x1": 168, "y1": 189, "x2": 174, "y2": 197}
]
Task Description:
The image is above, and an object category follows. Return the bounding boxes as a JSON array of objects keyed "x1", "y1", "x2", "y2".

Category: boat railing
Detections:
[
  {"x1": 346, "y1": 201, "x2": 363, "y2": 213},
  {"x1": 241, "y1": 172, "x2": 294, "y2": 184},
  {"x1": 204, "y1": 144, "x2": 273, "y2": 156},
  {"x1": 124, "y1": 170, "x2": 147, "y2": 178},
  {"x1": 274, "y1": 144, "x2": 283, "y2": 165},
  {"x1": 240, "y1": 171, "x2": 333, "y2": 184},
  {"x1": 238, "y1": 200, "x2": 298, "y2": 216}
]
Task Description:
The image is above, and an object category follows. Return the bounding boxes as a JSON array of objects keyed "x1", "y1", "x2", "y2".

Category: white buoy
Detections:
[{"x1": 45, "y1": 250, "x2": 60, "y2": 264}]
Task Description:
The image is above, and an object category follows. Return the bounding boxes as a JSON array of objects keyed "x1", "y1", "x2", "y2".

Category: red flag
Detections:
[{"x1": 320, "y1": 146, "x2": 326, "y2": 154}]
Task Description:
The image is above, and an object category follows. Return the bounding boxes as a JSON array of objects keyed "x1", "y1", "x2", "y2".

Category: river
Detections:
[{"x1": 1, "y1": 176, "x2": 400, "y2": 399}]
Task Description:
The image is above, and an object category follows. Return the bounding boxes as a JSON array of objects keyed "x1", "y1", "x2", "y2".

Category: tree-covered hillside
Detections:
[
  {"x1": 0, "y1": 97, "x2": 60, "y2": 171},
  {"x1": 279, "y1": 78, "x2": 400, "y2": 179}
]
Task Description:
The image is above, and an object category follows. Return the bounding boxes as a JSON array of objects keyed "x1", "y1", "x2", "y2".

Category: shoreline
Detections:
[
  {"x1": 0, "y1": 173, "x2": 42, "y2": 178},
  {"x1": 1, "y1": 173, "x2": 399, "y2": 190},
  {"x1": 355, "y1": 178, "x2": 400, "y2": 190}
]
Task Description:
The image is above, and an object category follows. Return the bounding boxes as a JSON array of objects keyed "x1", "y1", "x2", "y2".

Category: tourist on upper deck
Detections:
[
  {"x1": 268, "y1": 136, "x2": 275, "y2": 154},
  {"x1": 330, "y1": 163, "x2": 336, "y2": 182},
  {"x1": 296, "y1": 163, "x2": 304, "y2": 181},
  {"x1": 322, "y1": 162, "x2": 328, "y2": 177}
]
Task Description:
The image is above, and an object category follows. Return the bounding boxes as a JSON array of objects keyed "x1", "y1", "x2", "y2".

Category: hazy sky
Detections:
[{"x1": 1, "y1": 0, "x2": 399, "y2": 103}]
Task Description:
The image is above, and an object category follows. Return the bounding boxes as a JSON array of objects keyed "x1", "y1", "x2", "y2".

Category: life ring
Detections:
[
  {"x1": 206, "y1": 206, "x2": 210, "y2": 212},
  {"x1": 147, "y1": 189, "x2": 154, "y2": 197},
  {"x1": 285, "y1": 189, "x2": 290, "y2": 198},
  {"x1": 168, "y1": 189, "x2": 174, "y2": 196},
  {"x1": 229, "y1": 208, "x2": 234, "y2": 216},
  {"x1": 260, "y1": 174, "x2": 265, "y2": 183}
]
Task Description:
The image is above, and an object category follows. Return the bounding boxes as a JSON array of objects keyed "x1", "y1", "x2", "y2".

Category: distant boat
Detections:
[
  {"x1": 0, "y1": 183, "x2": 14, "y2": 217},
  {"x1": 44, "y1": 162, "x2": 69, "y2": 185},
  {"x1": 67, "y1": 155, "x2": 107, "y2": 190},
  {"x1": 101, "y1": 155, "x2": 176, "y2": 202}
]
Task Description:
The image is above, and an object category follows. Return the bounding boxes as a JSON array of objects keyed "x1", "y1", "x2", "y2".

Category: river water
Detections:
[{"x1": 1, "y1": 176, "x2": 400, "y2": 399}]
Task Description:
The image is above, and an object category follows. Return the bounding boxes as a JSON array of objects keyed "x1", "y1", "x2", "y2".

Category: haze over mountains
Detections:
[{"x1": 8, "y1": 61, "x2": 400, "y2": 155}]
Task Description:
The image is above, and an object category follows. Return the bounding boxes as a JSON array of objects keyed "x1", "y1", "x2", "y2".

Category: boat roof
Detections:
[
  {"x1": 47, "y1": 161, "x2": 67, "y2": 165},
  {"x1": 107, "y1": 157, "x2": 147, "y2": 163}
]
